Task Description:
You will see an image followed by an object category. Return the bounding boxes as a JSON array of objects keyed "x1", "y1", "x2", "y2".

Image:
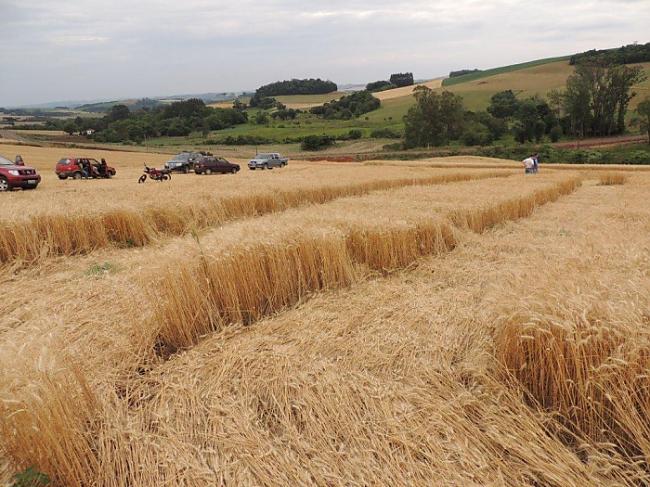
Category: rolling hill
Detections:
[{"x1": 367, "y1": 57, "x2": 650, "y2": 123}]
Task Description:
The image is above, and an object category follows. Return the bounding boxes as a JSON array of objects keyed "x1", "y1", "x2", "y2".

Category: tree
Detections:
[
  {"x1": 403, "y1": 88, "x2": 465, "y2": 148},
  {"x1": 108, "y1": 104, "x2": 130, "y2": 122},
  {"x1": 389, "y1": 73, "x2": 414, "y2": 87},
  {"x1": 487, "y1": 90, "x2": 519, "y2": 118},
  {"x1": 637, "y1": 98, "x2": 650, "y2": 144},
  {"x1": 310, "y1": 91, "x2": 380, "y2": 119},
  {"x1": 547, "y1": 89, "x2": 564, "y2": 119},
  {"x1": 63, "y1": 120, "x2": 77, "y2": 135},
  {"x1": 254, "y1": 111, "x2": 269, "y2": 125},
  {"x1": 563, "y1": 62, "x2": 646, "y2": 137}
]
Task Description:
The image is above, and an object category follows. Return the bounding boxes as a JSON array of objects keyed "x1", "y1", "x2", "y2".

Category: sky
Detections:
[{"x1": 0, "y1": 0, "x2": 648, "y2": 107}]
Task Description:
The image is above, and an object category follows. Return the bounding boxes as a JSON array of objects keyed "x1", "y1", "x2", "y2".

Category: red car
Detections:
[
  {"x1": 55, "y1": 157, "x2": 116, "y2": 180},
  {"x1": 0, "y1": 154, "x2": 41, "y2": 192}
]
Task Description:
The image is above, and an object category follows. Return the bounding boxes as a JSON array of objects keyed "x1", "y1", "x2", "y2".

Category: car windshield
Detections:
[
  {"x1": 0, "y1": 155, "x2": 13, "y2": 166},
  {"x1": 257, "y1": 154, "x2": 272, "y2": 159},
  {"x1": 171, "y1": 153, "x2": 191, "y2": 162}
]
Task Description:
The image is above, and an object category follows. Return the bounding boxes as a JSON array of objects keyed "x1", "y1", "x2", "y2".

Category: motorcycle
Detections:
[{"x1": 138, "y1": 164, "x2": 172, "y2": 183}]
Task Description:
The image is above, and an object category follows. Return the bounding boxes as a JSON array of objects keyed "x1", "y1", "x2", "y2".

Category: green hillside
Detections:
[{"x1": 442, "y1": 55, "x2": 571, "y2": 86}]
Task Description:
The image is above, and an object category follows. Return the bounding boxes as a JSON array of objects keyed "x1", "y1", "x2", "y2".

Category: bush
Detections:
[
  {"x1": 370, "y1": 128, "x2": 401, "y2": 139},
  {"x1": 301, "y1": 135, "x2": 335, "y2": 151},
  {"x1": 347, "y1": 129, "x2": 362, "y2": 140}
]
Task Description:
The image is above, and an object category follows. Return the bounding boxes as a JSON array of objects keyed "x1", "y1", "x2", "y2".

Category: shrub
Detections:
[
  {"x1": 347, "y1": 129, "x2": 363, "y2": 140},
  {"x1": 370, "y1": 128, "x2": 401, "y2": 139},
  {"x1": 301, "y1": 135, "x2": 335, "y2": 151}
]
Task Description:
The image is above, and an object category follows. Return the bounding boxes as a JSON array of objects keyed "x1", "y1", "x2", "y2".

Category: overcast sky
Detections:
[{"x1": 1, "y1": 0, "x2": 648, "y2": 106}]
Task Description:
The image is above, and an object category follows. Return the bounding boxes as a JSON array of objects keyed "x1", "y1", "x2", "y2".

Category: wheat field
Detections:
[{"x1": 1, "y1": 145, "x2": 650, "y2": 486}]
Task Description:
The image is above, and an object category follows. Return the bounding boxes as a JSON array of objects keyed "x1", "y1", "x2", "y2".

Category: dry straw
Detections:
[
  {"x1": 0, "y1": 174, "x2": 584, "y2": 485},
  {"x1": 155, "y1": 177, "x2": 580, "y2": 352},
  {"x1": 0, "y1": 171, "x2": 511, "y2": 267},
  {"x1": 598, "y1": 172, "x2": 628, "y2": 185}
]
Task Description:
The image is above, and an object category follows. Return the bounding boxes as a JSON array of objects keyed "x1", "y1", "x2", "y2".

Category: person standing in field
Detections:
[
  {"x1": 532, "y1": 153, "x2": 540, "y2": 173},
  {"x1": 14, "y1": 155, "x2": 24, "y2": 166},
  {"x1": 522, "y1": 156, "x2": 535, "y2": 174}
]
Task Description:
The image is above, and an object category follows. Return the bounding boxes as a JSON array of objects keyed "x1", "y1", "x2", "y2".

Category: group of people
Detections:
[
  {"x1": 80, "y1": 158, "x2": 109, "y2": 178},
  {"x1": 522, "y1": 153, "x2": 540, "y2": 174}
]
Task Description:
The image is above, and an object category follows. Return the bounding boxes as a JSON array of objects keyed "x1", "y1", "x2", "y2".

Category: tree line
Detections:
[
  {"x1": 310, "y1": 91, "x2": 380, "y2": 119},
  {"x1": 256, "y1": 78, "x2": 338, "y2": 97},
  {"x1": 570, "y1": 42, "x2": 650, "y2": 66},
  {"x1": 403, "y1": 57, "x2": 648, "y2": 148},
  {"x1": 55, "y1": 98, "x2": 247, "y2": 143},
  {"x1": 365, "y1": 73, "x2": 414, "y2": 92},
  {"x1": 449, "y1": 69, "x2": 481, "y2": 78}
]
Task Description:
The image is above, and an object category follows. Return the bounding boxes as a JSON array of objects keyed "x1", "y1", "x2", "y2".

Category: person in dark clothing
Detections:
[
  {"x1": 100, "y1": 158, "x2": 108, "y2": 177},
  {"x1": 532, "y1": 153, "x2": 540, "y2": 173}
]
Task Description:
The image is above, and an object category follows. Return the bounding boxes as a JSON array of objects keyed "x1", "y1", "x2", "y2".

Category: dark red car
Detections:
[
  {"x1": 55, "y1": 157, "x2": 116, "y2": 180},
  {"x1": 194, "y1": 156, "x2": 240, "y2": 175},
  {"x1": 0, "y1": 154, "x2": 41, "y2": 192}
]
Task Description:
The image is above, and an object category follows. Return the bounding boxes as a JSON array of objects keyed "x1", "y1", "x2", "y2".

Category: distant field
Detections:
[
  {"x1": 442, "y1": 55, "x2": 571, "y2": 86},
  {"x1": 208, "y1": 92, "x2": 344, "y2": 110},
  {"x1": 372, "y1": 79, "x2": 444, "y2": 101},
  {"x1": 368, "y1": 60, "x2": 650, "y2": 118}
]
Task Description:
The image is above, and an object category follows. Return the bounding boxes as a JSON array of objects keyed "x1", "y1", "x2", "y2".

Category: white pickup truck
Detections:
[{"x1": 248, "y1": 153, "x2": 289, "y2": 170}]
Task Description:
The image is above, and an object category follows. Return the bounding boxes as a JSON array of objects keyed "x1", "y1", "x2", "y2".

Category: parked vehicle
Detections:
[
  {"x1": 0, "y1": 154, "x2": 41, "y2": 191},
  {"x1": 194, "y1": 156, "x2": 240, "y2": 175},
  {"x1": 164, "y1": 152, "x2": 203, "y2": 173},
  {"x1": 248, "y1": 153, "x2": 288, "y2": 170},
  {"x1": 138, "y1": 164, "x2": 172, "y2": 183},
  {"x1": 55, "y1": 157, "x2": 116, "y2": 180}
]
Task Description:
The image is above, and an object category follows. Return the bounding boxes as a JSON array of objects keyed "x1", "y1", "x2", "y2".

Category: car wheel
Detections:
[
  {"x1": 205, "y1": 169, "x2": 212, "y2": 175},
  {"x1": 73, "y1": 172, "x2": 82, "y2": 180},
  {"x1": 0, "y1": 177, "x2": 9, "y2": 192},
  {"x1": 58, "y1": 174, "x2": 67, "y2": 180},
  {"x1": 231, "y1": 168, "x2": 237, "y2": 174},
  {"x1": 183, "y1": 167, "x2": 189, "y2": 174}
]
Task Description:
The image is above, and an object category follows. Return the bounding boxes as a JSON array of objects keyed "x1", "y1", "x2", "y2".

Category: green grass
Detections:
[
  {"x1": 442, "y1": 55, "x2": 571, "y2": 86},
  {"x1": 86, "y1": 261, "x2": 117, "y2": 277}
]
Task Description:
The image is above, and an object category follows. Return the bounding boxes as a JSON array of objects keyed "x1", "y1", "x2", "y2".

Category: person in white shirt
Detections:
[{"x1": 522, "y1": 156, "x2": 535, "y2": 174}]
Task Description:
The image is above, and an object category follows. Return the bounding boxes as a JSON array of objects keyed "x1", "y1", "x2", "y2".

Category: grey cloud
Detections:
[{"x1": 0, "y1": 0, "x2": 648, "y2": 105}]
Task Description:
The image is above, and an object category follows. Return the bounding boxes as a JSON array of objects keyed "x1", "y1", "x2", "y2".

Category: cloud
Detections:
[{"x1": 1, "y1": 0, "x2": 648, "y2": 106}]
